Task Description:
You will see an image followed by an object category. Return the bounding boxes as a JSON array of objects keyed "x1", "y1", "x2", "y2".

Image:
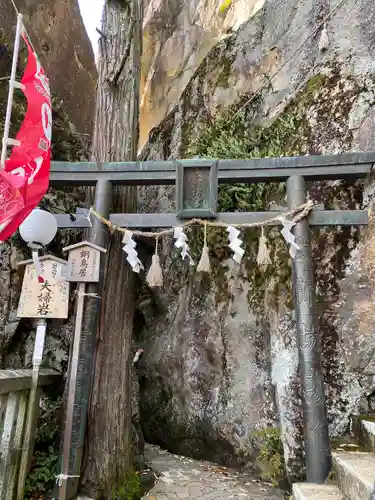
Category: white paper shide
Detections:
[
  {"x1": 173, "y1": 226, "x2": 194, "y2": 265},
  {"x1": 227, "y1": 226, "x2": 245, "y2": 264},
  {"x1": 279, "y1": 217, "x2": 300, "y2": 258},
  {"x1": 122, "y1": 231, "x2": 144, "y2": 273}
]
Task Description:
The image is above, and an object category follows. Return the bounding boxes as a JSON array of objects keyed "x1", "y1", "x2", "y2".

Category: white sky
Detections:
[{"x1": 78, "y1": 0, "x2": 105, "y2": 58}]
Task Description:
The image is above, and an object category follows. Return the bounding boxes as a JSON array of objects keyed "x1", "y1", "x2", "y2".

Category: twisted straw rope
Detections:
[{"x1": 90, "y1": 200, "x2": 314, "y2": 238}]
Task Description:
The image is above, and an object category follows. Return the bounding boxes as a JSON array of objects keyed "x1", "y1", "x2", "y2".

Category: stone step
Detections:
[
  {"x1": 332, "y1": 452, "x2": 375, "y2": 500},
  {"x1": 292, "y1": 483, "x2": 343, "y2": 499},
  {"x1": 353, "y1": 417, "x2": 375, "y2": 452}
]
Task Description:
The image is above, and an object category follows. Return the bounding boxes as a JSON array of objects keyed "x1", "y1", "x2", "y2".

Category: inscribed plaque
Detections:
[
  {"x1": 63, "y1": 241, "x2": 106, "y2": 283},
  {"x1": 183, "y1": 167, "x2": 211, "y2": 211},
  {"x1": 17, "y1": 257, "x2": 69, "y2": 319},
  {"x1": 176, "y1": 161, "x2": 218, "y2": 218}
]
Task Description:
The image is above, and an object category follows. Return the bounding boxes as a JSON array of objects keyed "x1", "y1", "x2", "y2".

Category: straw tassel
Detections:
[
  {"x1": 146, "y1": 237, "x2": 163, "y2": 287},
  {"x1": 197, "y1": 223, "x2": 211, "y2": 273},
  {"x1": 257, "y1": 226, "x2": 271, "y2": 267}
]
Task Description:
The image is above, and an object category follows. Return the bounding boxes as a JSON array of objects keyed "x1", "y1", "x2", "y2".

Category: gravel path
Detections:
[{"x1": 141, "y1": 444, "x2": 286, "y2": 500}]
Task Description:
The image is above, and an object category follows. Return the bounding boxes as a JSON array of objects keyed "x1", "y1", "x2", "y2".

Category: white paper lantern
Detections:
[{"x1": 19, "y1": 208, "x2": 58, "y2": 246}]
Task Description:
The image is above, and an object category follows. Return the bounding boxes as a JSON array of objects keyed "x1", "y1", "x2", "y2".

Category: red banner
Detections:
[{"x1": 0, "y1": 33, "x2": 52, "y2": 241}]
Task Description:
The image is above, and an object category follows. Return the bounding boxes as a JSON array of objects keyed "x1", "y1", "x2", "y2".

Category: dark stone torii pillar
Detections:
[
  {"x1": 49, "y1": 153, "x2": 371, "y2": 490},
  {"x1": 287, "y1": 175, "x2": 331, "y2": 482}
]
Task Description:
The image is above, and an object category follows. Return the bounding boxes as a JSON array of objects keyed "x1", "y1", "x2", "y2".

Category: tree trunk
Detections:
[{"x1": 81, "y1": 0, "x2": 142, "y2": 495}]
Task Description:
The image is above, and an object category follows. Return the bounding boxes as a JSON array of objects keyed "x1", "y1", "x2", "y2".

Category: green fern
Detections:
[{"x1": 111, "y1": 470, "x2": 141, "y2": 499}]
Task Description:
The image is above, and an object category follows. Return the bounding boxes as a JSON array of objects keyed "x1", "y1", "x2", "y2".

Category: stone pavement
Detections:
[{"x1": 141, "y1": 444, "x2": 286, "y2": 499}]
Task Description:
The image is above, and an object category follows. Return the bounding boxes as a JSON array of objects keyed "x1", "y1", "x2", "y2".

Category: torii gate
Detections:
[{"x1": 50, "y1": 152, "x2": 372, "y2": 497}]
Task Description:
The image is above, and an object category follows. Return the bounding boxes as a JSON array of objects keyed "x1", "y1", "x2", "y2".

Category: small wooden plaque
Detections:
[
  {"x1": 63, "y1": 241, "x2": 106, "y2": 283},
  {"x1": 17, "y1": 256, "x2": 70, "y2": 319}
]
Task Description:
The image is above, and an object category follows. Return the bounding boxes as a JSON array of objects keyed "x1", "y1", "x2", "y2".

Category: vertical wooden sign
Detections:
[
  {"x1": 16, "y1": 254, "x2": 70, "y2": 500},
  {"x1": 58, "y1": 241, "x2": 106, "y2": 500}
]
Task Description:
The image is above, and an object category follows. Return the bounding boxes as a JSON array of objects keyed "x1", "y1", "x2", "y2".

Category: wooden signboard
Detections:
[
  {"x1": 62, "y1": 241, "x2": 107, "y2": 283},
  {"x1": 17, "y1": 255, "x2": 69, "y2": 319}
]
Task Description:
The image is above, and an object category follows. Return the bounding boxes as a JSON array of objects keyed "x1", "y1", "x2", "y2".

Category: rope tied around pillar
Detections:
[{"x1": 55, "y1": 474, "x2": 80, "y2": 487}]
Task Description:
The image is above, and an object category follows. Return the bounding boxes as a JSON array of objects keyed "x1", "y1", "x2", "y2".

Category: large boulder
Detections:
[{"x1": 137, "y1": 0, "x2": 375, "y2": 483}]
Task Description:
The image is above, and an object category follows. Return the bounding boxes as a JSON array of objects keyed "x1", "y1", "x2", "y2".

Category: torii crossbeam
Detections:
[{"x1": 50, "y1": 152, "x2": 371, "y2": 498}]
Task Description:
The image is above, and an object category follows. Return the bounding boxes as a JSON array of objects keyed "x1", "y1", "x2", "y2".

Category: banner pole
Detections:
[
  {"x1": 17, "y1": 318, "x2": 47, "y2": 499},
  {"x1": 1, "y1": 13, "x2": 23, "y2": 169}
]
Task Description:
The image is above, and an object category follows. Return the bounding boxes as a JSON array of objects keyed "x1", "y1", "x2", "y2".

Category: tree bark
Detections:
[{"x1": 81, "y1": 0, "x2": 142, "y2": 495}]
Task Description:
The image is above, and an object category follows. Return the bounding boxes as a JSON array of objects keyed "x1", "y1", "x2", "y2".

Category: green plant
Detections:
[
  {"x1": 325, "y1": 468, "x2": 336, "y2": 484},
  {"x1": 254, "y1": 427, "x2": 286, "y2": 486},
  {"x1": 24, "y1": 446, "x2": 59, "y2": 498},
  {"x1": 24, "y1": 397, "x2": 62, "y2": 498},
  {"x1": 187, "y1": 95, "x2": 310, "y2": 223},
  {"x1": 111, "y1": 470, "x2": 141, "y2": 499}
]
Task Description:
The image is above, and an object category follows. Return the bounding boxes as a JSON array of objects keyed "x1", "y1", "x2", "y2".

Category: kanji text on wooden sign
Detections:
[
  {"x1": 63, "y1": 241, "x2": 107, "y2": 283},
  {"x1": 17, "y1": 255, "x2": 70, "y2": 319}
]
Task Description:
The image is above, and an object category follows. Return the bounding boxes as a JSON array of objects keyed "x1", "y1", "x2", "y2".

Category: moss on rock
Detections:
[{"x1": 181, "y1": 66, "x2": 369, "y2": 313}]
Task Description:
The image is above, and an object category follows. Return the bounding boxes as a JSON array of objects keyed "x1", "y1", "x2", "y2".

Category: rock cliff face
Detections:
[
  {"x1": 140, "y1": 0, "x2": 267, "y2": 149},
  {"x1": 0, "y1": 0, "x2": 97, "y2": 133},
  {"x1": 137, "y1": 0, "x2": 375, "y2": 483}
]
